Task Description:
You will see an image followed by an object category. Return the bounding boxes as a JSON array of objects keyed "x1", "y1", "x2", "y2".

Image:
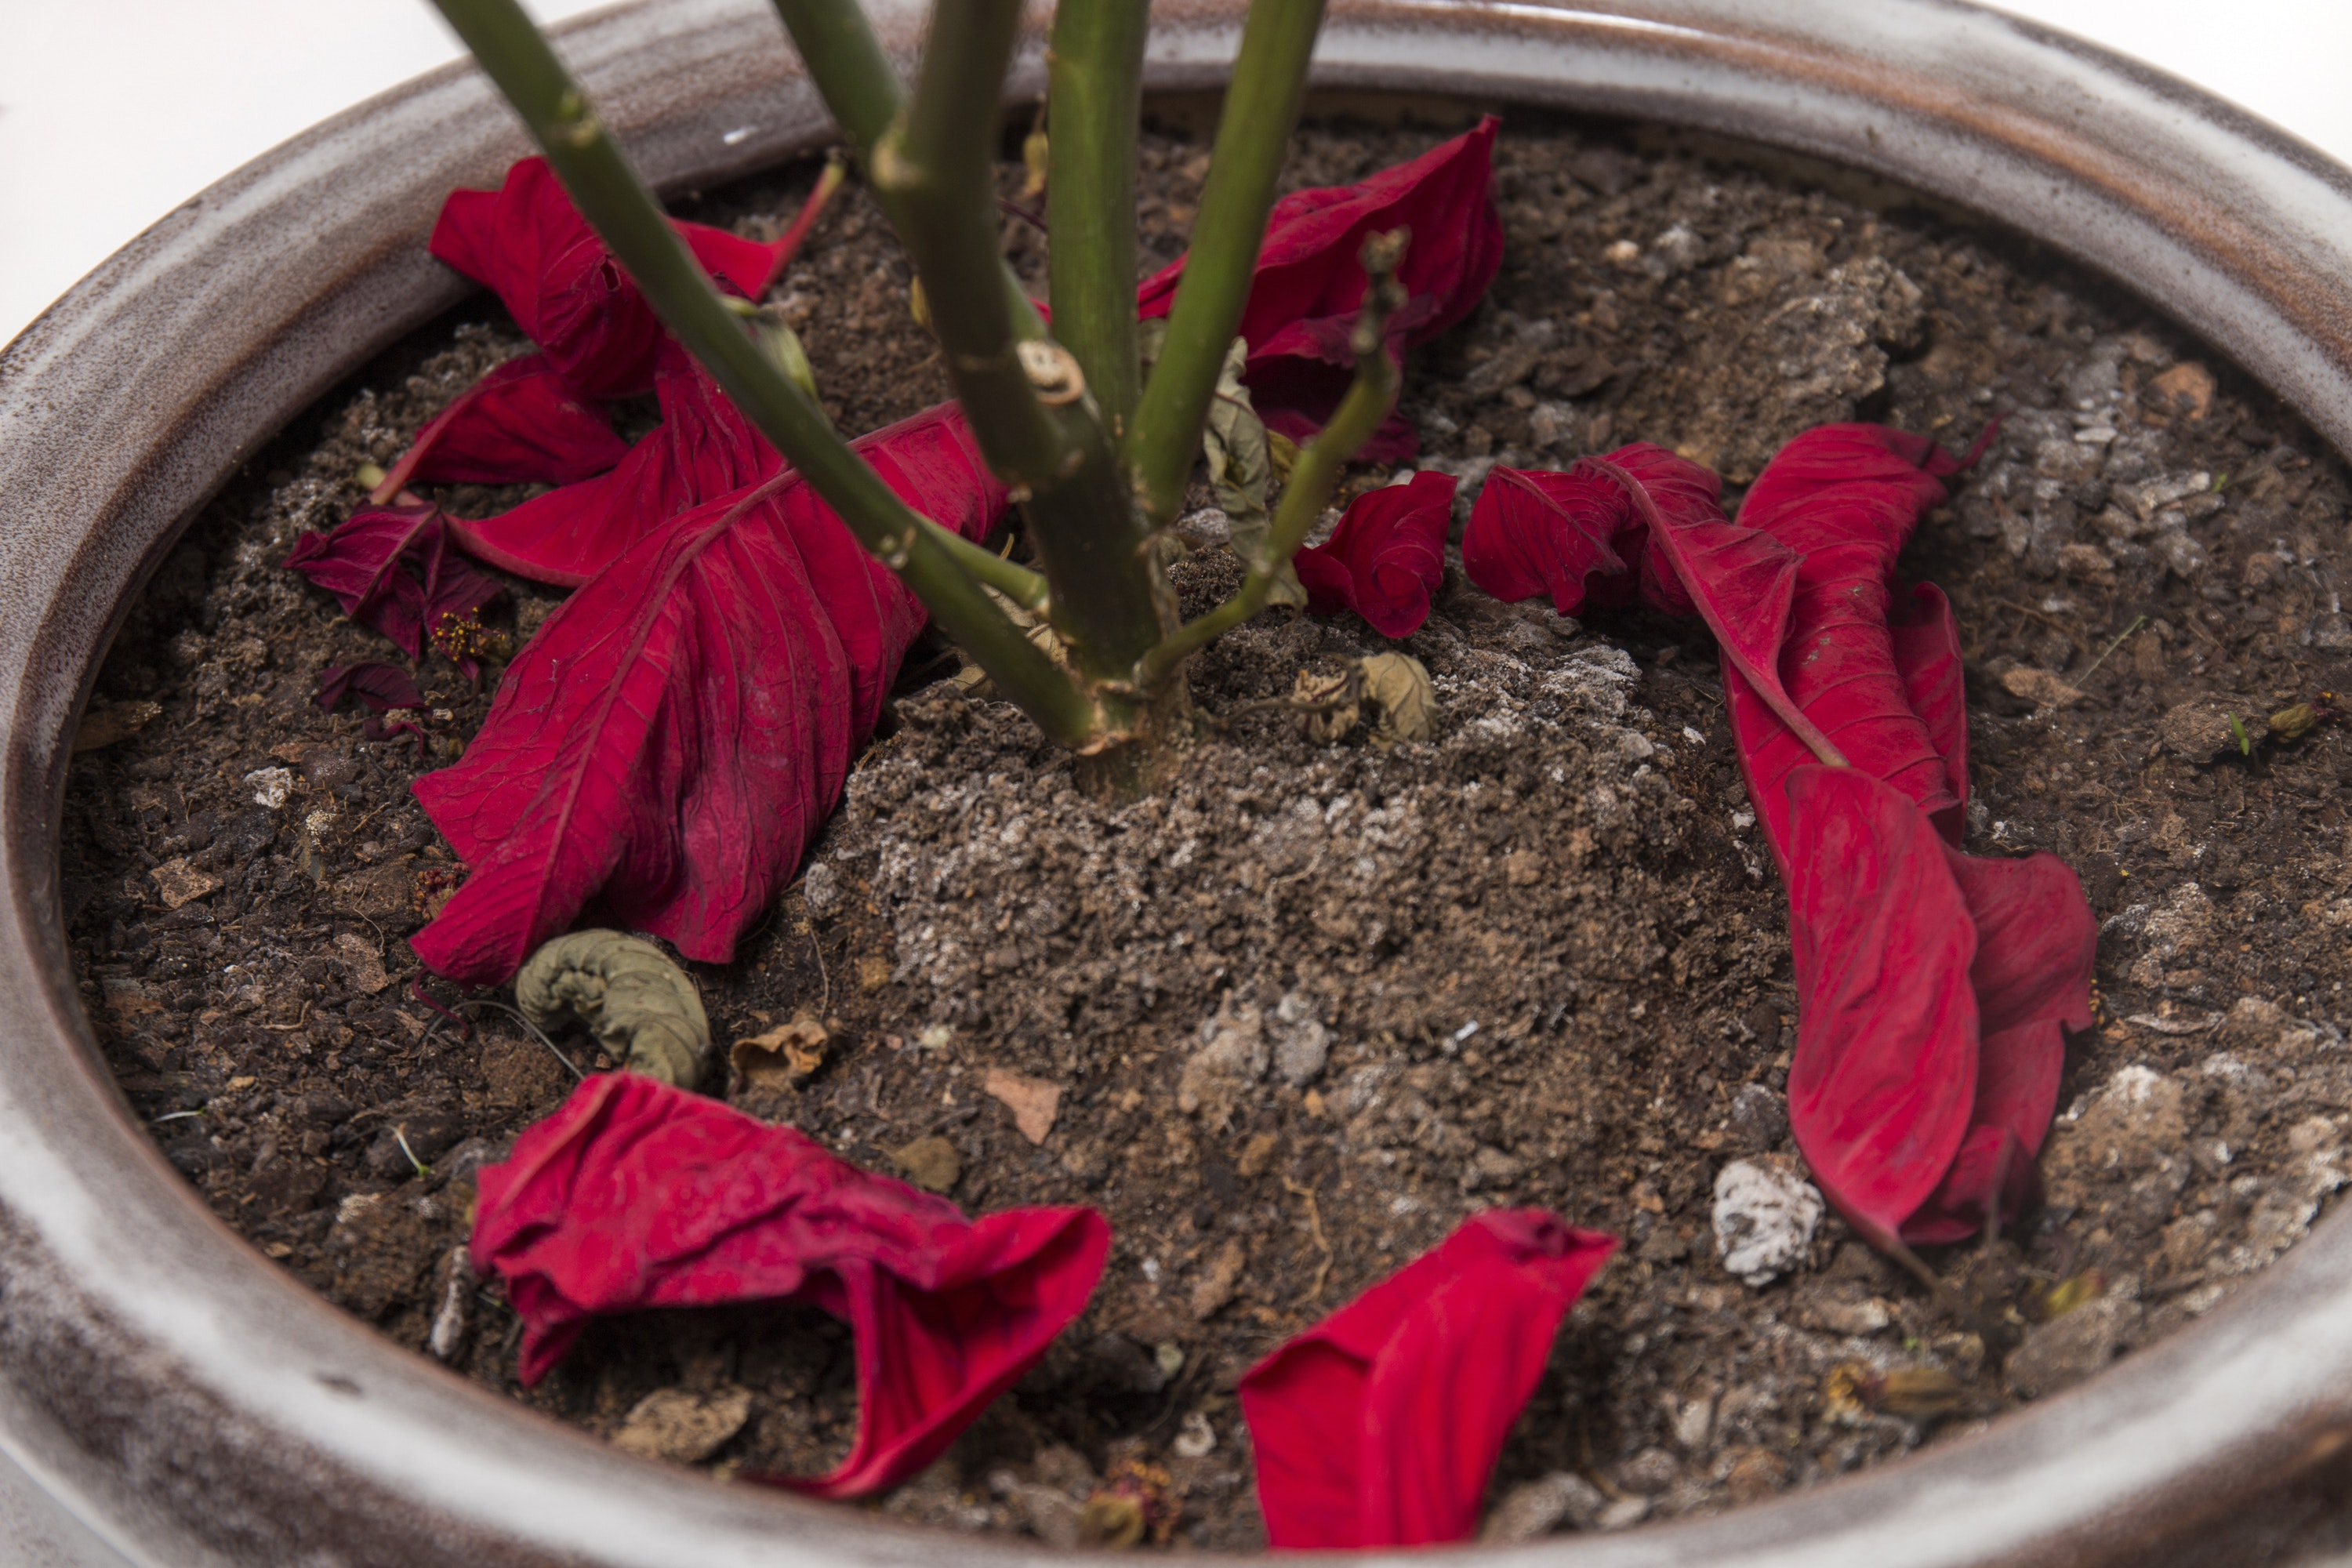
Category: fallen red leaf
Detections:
[
  {"x1": 409, "y1": 402, "x2": 1004, "y2": 985},
  {"x1": 375, "y1": 353, "x2": 630, "y2": 498},
  {"x1": 283, "y1": 502, "x2": 504, "y2": 677},
  {"x1": 1781, "y1": 765, "x2": 2095, "y2": 1246},
  {"x1": 1238, "y1": 1210, "x2": 1616, "y2": 1549},
  {"x1": 1294, "y1": 470, "x2": 1456, "y2": 637},
  {"x1": 1722, "y1": 424, "x2": 1969, "y2": 873},
  {"x1": 471, "y1": 1072, "x2": 1109, "y2": 1498},
  {"x1": 1138, "y1": 118, "x2": 1503, "y2": 461},
  {"x1": 429, "y1": 156, "x2": 800, "y2": 401},
  {"x1": 315, "y1": 662, "x2": 429, "y2": 748},
  {"x1": 445, "y1": 346, "x2": 782, "y2": 587},
  {"x1": 1461, "y1": 445, "x2": 1835, "y2": 760}
]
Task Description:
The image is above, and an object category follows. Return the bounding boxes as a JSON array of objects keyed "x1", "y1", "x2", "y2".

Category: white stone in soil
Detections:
[{"x1": 1713, "y1": 1156, "x2": 1824, "y2": 1286}]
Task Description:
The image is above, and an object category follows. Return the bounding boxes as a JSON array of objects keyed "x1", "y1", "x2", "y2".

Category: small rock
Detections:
[
  {"x1": 2042, "y1": 1063, "x2": 2187, "y2": 1206},
  {"x1": 334, "y1": 932, "x2": 390, "y2": 995},
  {"x1": 609, "y1": 1386, "x2": 752, "y2": 1464},
  {"x1": 2158, "y1": 699, "x2": 2248, "y2": 760},
  {"x1": 1595, "y1": 1495, "x2": 1652, "y2": 1530},
  {"x1": 1813, "y1": 1296, "x2": 1893, "y2": 1336},
  {"x1": 800, "y1": 861, "x2": 841, "y2": 919},
  {"x1": 151, "y1": 856, "x2": 222, "y2": 909},
  {"x1": 983, "y1": 1068, "x2": 1063, "y2": 1145},
  {"x1": 1270, "y1": 990, "x2": 1330, "y2": 1086},
  {"x1": 1616, "y1": 1445, "x2": 1679, "y2": 1495},
  {"x1": 888, "y1": 1135, "x2": 962, "y2": 1193},
  {"x1": 1670, "y1": 1394, "x2": 1715, "y2": 1451},
  {"x1": 1712, "y1": 1155, "x2": 1823, "y2": 1286},
  {"x1": 1481, "y1": 1472, "x2": 1606, "y2": 1542},
  {"x1": 1727, "y1": 1083, "x2": 1788, "y2": 1152},
  {"x1": 732, "y1": 1014, "x2": 829, "y2": 1089},
  {"x1": 1178, "y1": 995, "x2": 1268, "y2": 1125},
  {"x1": 1190, "y1": 1237, "x2": 1247, "y2": 1320},
  {"x1": 427, "y1": 1245, "x2": 474, "y2": 1362},
  {"x1": 1008, "y1": 1483, "x2": 1086, "y2": 1548},
  {"x1": 2005, "y1": 1296, "x2": 2141, "y2": 1399},
  {"x1": 243, "y1": 766, "x2": 296, "y2": 809}
]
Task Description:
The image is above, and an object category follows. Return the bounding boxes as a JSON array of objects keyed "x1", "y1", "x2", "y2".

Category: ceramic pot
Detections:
[{"x1": 5, "y1": 2, "x2": 2352, "y2": 1563}]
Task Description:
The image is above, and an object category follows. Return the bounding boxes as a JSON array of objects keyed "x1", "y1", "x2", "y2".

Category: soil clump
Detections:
[{"x1": 61, "y1": 113, "x2": 2352, "y2": 1552}]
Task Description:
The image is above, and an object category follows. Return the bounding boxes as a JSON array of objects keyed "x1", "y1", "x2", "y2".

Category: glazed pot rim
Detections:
[{"x1": 5, "y1": 2, "x2": 2352, "y2": 1564}]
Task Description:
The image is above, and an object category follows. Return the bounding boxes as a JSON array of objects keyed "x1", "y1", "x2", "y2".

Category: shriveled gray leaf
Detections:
[
  {"x1": 517, "y1": 929, "x2": 710, "y2": 1088},
  {"x1": 1203, "y1": 336, "x2": 1305, "y2": 608},
  {"x1": 1359, "y1": 652, "x2": 1438, "y2": 746}
]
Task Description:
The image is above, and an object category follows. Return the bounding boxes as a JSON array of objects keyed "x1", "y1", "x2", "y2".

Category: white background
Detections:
[{"x1": 3, "y1": 1, "x2": 2350, "y2": 347}]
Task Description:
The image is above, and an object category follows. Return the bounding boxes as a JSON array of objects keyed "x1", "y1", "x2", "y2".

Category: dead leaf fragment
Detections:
[
  {"x1": 888, "y1": 1134, "x2": 962, "y2": 1193},
  {"x1": 151, "y1": 857, "x2": 222, "y2": 910},
  {"x1": 1878, "y1": 1367, "x2": 1965, "y2": 1419},
  {"x1": 1291, "y1": 666, "x2": 1361, "y2": 743},
  {"x1": 608, "y1": 1386, "x2": 752, "y2": 1464},
  {"x1": 1998, "y1": 666, "x2": 2084, "y2": 710},
  {"x1": 517, "y1": 930, "x2": 711, "y2": 1088},
  {"x1": 73, "y1": 700, "x2": 161, "y2": 753},
  {"x1": 1359, "y1": 652, "x2": 1437, "y2": 745},
  {"x1": 1236, "y1": 1130, "x2": 1282, "y2": 1179},
  {"x1": 1189, "y1": 1237, "x2": 1247, "y2": 1320},
  {"x1": 984, "y1": 1068, "x2": 1063, "y2": 1145},
  {"x1": 732, "y1": 1014, "x2": 829, "y2": 1088},
  {"x1": 334, "y1": 932, "x2": 390, "y2": 995},
  {"x1": 2148, "y1": 360, "x2": 2216, "y2": 421}
]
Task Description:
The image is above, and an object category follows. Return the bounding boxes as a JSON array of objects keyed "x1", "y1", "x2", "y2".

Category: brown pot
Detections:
[{"x1": 6, "y1": 2, "x2": 2352, "y2": 1563}]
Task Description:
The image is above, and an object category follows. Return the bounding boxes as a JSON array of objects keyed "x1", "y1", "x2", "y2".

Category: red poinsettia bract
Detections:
[
  {"x1": 1294, "y1": 470, "x2": 1456, "y2": 637},
  {"x1": 1239, "y1": 1211, "x2": 1616, "y2": 1549},
  {"x1": 445, "y1": 346, "x2": 782, "y2": 587},
  {"x1": 409, "y1": 403, "x2": 1004, "y2": 986},
  {"x1": 1138, "y1": 118, "x2": 1503, "y2": 460},
  {"x1": 471, "y1": 1073, "x2": 1109, "y2": 1498},
  {"x1": 283, "y1": 502, "x2": 504, "y2": 677}
]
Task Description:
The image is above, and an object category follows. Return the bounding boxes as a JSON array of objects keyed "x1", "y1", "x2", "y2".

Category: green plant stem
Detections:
[
  {"x1": 1139, "y1": 232, "x2": 1406, "y2": 686},
  {"x1": 866, "y1": 0, "x2": 1174, "y2": 690},
  {"x1": 766, "y1": 0, "x2": 906, "y2": 148},
  {"x1": 1048, "y1": 0, "x2": 1149, "y2": 436},
  {"x1": 426, "y1": 0, "x2": 1094, "y2": 744},
  {"x1": 1126, "y1": 0, "x2": 1326, "y2": 528},
  {"x1": 926, "y1": 524, "x2": 1050, "y2": 613}
]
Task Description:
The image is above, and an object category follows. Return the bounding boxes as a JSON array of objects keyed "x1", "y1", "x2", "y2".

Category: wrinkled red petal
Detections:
[
  {"x1": 1890, "y1": 580, "x2": 1969, "y2": 818},
  {"x1": 1294, "y1": 470, "x2": 1456, "y2": 637},
  {"x1": 445, "y1": 347, "x2": 782, "y2": 587},
  {"x1": 314, "y1": 662, "x2": 423, "y2": 715},
  {"x1": 1726, "y1": 425, "x2": 1967, "y2": 873},
  {"x1": 283, "y1": 502, "x2": 504, "y2": 675},
  {"x1": 1138, "y1": 118, "x2": 1502, "y2": 452},
  {"x1": 409, "y1": 405, "x2": 1005, "y2": 986},
  {"x1": 1783, "y1": 765, "x2": 1980, "y2": 1247},
  {"x1": 428, "y1": 158, "x2": 803, "y2": 401},
  {"x1": 377, "y1": 354, "x2": 629, "y2": 499},
  {"x1": 471, "y1": 1073, "x2": 1108, "y2": 1497},
  {"x1": 1238, "y1": 1211, "x2": 1615, "y2": 1549}
]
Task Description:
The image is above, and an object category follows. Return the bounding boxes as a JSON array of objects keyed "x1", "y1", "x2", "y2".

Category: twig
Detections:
[
  {"x1": 1282, "y1": 1176, "x2": 1334, "y2": 1305},
  {"x1": 2078, "y1": 613, "x2": 2148, "y2": 685},
  {"x1": 811, "y1": 927, "x2": 831, "y2": 1014}
]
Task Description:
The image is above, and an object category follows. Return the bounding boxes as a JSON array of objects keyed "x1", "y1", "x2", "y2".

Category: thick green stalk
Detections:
[
  {"x1": 868, "y1": 0, "x2": 1175, "y2": 688},
  {"x1": 1138, "y1": 232, "x2": 1406, "y2": 685},
  {"x1": 1048, "y1": 0, "x2": 1149, "y2": 436},
  {"x1": 426, "y1": 0, "x2": 1094, "y2": 743},
  {"x1": 766, "y1": 0, "x2": 906, "y2": 149},
  {"x1": 1126, "y1": 0, "x2": 1327, "y2": 527}
]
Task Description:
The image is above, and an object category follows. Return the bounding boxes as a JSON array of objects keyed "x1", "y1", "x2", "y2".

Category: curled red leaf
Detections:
[
  {"x1": 315, "y1": 662, "x2": 429, "y2": 749},
  {"x1": 471, "y1": 1072, "x2": 1109, "y2": 1498},
  {"x1": 445, "y1": 347, "x2": 782, "y2": 587},
  {"x1": 1238, "y1": 1210, "x2": 1615, "y2": 1548},
  {"x1": 1723, "y1": 423, "x2": 1969, "y2": 872},
  {"x1": 409, "y1": 403, "x2": 1004, "y2": 986},
  {"x1": 1294, "y1": 470, "x2": 1456, "y2": 637},
  {"x1": 1782, "y1": 765, "x2": 2095, "y2": 1245},
  {"x1": 1461, "y1": 445, "x2": 1832, "y2": 759},
  {"x1": 282, "y1": 502, "x2": 503, "y2": 677},
  {"x1": 375, "y1": 353, "x2": 630, "y2": 498},
  {"x1": 1138, "y1": 118, "x2": 1503, "y2": 459},
  {"x1": 429, "y1": 156, "x2": 798, "y2": 401}
]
